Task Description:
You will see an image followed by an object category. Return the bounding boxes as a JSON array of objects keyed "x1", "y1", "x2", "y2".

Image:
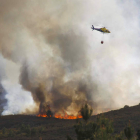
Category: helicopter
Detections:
[
  {"x1": 91, "y1": 25, "x2": 110, "y2": 44},
  {"x1": 91, "y1": 25, "x2": 110, "y2": 33}
]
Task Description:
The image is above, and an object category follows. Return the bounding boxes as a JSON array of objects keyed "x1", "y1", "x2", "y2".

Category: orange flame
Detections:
[
  {"x1": 37, "y1": 112, "x2": 82, "y2": 119},
  {"x1": 54, "y1": 112, "x2": 82, "y2": 119},
  {"x1": 37, "y1": 114, "x2": 51, "y2": 118}
]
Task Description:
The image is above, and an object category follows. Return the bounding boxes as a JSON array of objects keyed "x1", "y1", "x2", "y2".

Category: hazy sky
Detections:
[{"x1": 0, "y1": 0, "x2": 140, "y2": 115}]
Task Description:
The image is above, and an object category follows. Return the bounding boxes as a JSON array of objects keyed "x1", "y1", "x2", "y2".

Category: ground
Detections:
[{"x1": 0, "y1": 104, "x2": 140, "y2": 139}]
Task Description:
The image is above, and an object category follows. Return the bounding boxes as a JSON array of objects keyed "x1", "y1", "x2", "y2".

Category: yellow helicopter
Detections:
[
  {"x1": 91, "y1": 25, "x2": 110, "y2": 44},
  {"x1": 91, "y1": 25, "x2": 110, "y2": 33}
]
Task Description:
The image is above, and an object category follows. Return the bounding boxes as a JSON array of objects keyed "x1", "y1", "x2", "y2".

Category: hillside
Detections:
[{"x1": 0, "y1": 104, "x2": 140, "y2": 140}]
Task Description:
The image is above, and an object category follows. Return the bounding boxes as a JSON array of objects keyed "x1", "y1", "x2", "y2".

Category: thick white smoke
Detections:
[{"x1": 0, "y1": 0, "x2": 140, "y2": 115}]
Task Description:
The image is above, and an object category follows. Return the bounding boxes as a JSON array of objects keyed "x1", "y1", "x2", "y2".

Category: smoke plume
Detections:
[{"x1": 0, "y1": 0, "x2": 140, "y2": 115}]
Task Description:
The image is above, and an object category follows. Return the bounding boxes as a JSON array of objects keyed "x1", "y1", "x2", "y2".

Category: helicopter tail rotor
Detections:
[{"x1": 91, "y1": 25, "x2": 94, "y2": 30}]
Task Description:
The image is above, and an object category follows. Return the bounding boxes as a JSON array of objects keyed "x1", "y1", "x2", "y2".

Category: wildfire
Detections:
[
  {"x1": 37, "y1": 106, "x2": 111, "y2": 119},
  {"x1": 37, "y1": 112, "x2": 82, "y2": 119},
  {"x1": 37, "y1": 104, "x2": 82, "y2": 119}
]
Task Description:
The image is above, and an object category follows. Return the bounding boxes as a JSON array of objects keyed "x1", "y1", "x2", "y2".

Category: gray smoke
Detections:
[
  {"x1": 0, "y1": 54, "x2": 7, "y2": 115},
  {"x1": 0, "y1": 0, "x2": 140, "y2": 115}
]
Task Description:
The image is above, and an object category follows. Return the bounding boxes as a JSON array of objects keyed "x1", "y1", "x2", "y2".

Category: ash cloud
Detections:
[{"x1": 0, "y1": 0, "x2": 140, "y2": 115}]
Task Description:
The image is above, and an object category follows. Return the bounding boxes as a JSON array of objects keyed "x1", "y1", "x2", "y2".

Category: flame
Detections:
[
  {"x1": 54, "y1": 112, "x2": 82, "y2": 119},
  {"x1": 37, "y1": 114, "x2": 51, "y2": 118},
  {"x1": 37, "y1": 112, "x2": 82, "y2": 119}
]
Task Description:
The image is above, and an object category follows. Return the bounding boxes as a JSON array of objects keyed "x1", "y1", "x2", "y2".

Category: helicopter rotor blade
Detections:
[{"x1": 95, "y1": 24, "x2": 108, "y2": 28}]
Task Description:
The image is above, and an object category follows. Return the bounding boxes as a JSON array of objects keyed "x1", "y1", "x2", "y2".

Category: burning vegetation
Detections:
[
  {"x1": 36, "y1": 102, "x2": 112, "y2": 119},
  {"x1": 37, "y1": 104, "x2": 82, "y2": 119},
  {"x1": 37, "y1": 113, "x2": 82, "y2": 119}
]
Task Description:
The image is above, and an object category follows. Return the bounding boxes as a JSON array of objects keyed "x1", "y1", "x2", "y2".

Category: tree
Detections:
[
  {"x1": 46, "y1": 110, "x2": 53, "y2": 118},
  {"x1": 70, "y1": 103, "x2": 97, "y2": 140},
  {"x1": 80, "y1": 103, "x2": 93, "y2": 123}
]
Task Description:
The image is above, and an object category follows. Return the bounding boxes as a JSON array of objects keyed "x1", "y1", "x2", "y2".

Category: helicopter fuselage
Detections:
[
  {"x1": 91, "y1": 25, "x2": 110, "y2": 33},
  {"x1": 95, "y1": 28, "x2": 110, "y2": 33}
]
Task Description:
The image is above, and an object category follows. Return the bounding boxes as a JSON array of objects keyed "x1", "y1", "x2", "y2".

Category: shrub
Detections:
[
  {"x1": 8, "y1": 129, "x2": 14, "y2": 137},
  {"x1": 115, "y1": 135, "x2": 123, "y2": 140},
  {"x1": 115, "y1": 130, "x2": 126, "y2": 140},
  {"x1": 96, "y1": 114, "x2": 114, "y2": 134},
  {"x1": 39, "y1": 126, "x2": 44, "y2": 133},
  {"x1": 25, "y1": 125, "x2": 31, "y2": 136},
  {"x1": 124, "y1": 121, "x2": 134, "y2": 140},
  {"x1": 67, "y1": 135, "x2": 73, "y2": 140},
  {"x1": 19, "y1": 124, "x2": 31, "y2": 136},
  {"x1": 31, "y1": 128, "x2": 37, "y2": 136},
  {"x1": 2, "y1": 127, "x2": 6, "y2": 135},
  {"x1": 20, "y1": 123, "x2": 26, "y2": 133},
  {"x1": 74, "y1": 121, "x2": 97, "y2": 140},
  {"x1": 94, "y1": 114, "x2": 114, "y2": 140},
  {"x1": 124, "y1": 105, "x2": 129, "y2": 108},
  {"x1": 16, "y1": 130, "x2": 21, "y2": 135},
  {"x1": 136, "y1": 129, "x2": 140, "y2": 140}
]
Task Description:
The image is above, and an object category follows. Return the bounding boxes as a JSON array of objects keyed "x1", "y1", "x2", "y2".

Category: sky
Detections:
[{"x1": 0, "y1": 0, "x2": 140, "y2": 115}]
